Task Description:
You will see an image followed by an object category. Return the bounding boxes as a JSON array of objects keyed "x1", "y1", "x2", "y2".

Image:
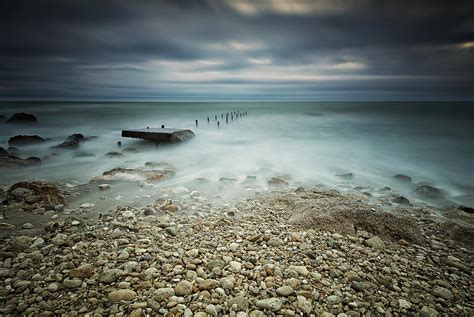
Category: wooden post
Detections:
[
  {"x1": 215, "y1": 115, "x2": 217, "y2": 121},
  {"x1": 161, "y1": 125, "x2": 165, "y2": 128},
  {"x1": 117, "y1": 141, "x2": 122, "y2": 147},
  {"x1": 207, "y1": 117, "x2": 209, "y2": 123},
  {"x1": 195, "y1": 119, "x2": 198, "y2": 127},
  {"x1": 217, "y1": 121, "x2": 220, "y2": 128}
]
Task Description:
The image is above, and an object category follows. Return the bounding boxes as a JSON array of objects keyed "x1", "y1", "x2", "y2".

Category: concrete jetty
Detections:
[{"x1": 122, "y1": 128, "x2": 194, "y2": 142}]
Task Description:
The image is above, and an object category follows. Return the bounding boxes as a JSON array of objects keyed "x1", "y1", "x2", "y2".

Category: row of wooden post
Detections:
[{"x1": 196, "y1": 110, "x2": 248, "y2": 129}]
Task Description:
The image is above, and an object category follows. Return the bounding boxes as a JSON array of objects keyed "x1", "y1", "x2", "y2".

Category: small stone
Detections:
[
  {"x1": 199, "y1": 279, "x2": 218, "y2": 290},
  {"x1": 351, "y1": 281, "x2": 365, "y2": 292},
  {"x1": 267, "y1": 237, "x2": 284, "y2": 247},
  {"x1": 205, "y1": 304, "x2": 218, "y2": 316},
  {"x1": 175, "y1": 280, "x2": 193, "y2": 296},
  {"x1": 287, "y1": 265, "x2": 309, "y2": 277},
  {"x1": 108, "y1": 289, "x2": 137, "y2": 302},
  {"x1": 326, "y1": 295, "x2": 341, "y2": 304},
  {"x1": 296, "y1": 295, "x2": 312, "y2": 314},
  {"x1": 432, "y1": 287, "x2": 453, "y2": 300},
  {"x1": 229, "y1": 261, "x2": 242, "y2": 272},
  {"x1": 22, "y1": 223, "x2": 34, "y2": 229},
  {"x1": 364, "y1": 236, "x2": 385, "y2": 249},
  {"x1": 255, "y1": 298, "x2": 282, "y2": 311},
  {"x1": 63, "y1": 278, "x2": 82, "y2": 288},
  {"x1": 398, "y1": 299, "x2": 411, "y2": 310},
  {"x1": 154, "y1": 288, "x2": 175, "y2": 301},
  {"x1": 99, "y1": 184, "x2": 111, "y2": 191},
  {"x1": 276, "y1": 285, "x2": 294, "y2": 296},
  {"x1": 47, "y1": 283, "x2": 59, "y2": 292},
  {"x1": 228, "y1": 296, "x2": 249, "y2": 311},
  {"x1": 165, "y1": 226, "x2": 177, "y2": 236},
  {"x1": 69, "y1": 264, "x2": 94, "y2": 278},
  {"x1": 79, "y1": 203, "x2": 95, "y2": 209},
  {"x1": 71, "y1": 220, "x2": 80, "y2": 226},
  {"x1": 118, "y1": 250, "x2": 130, "y2": 260},
  {"x1": 420, "y1": 306, "x2": 438, "y2": 317}
]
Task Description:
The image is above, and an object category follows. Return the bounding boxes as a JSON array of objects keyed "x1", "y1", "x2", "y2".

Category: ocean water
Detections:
[{"x1": 0, "y1": 102, "x2": 473, "y2": 207}]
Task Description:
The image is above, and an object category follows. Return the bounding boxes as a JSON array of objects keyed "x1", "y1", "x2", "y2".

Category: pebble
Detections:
[
  {"x1": 108, "y1": 289, "x2": 137, "y2": 302},
  {"x1": 255, "y1": 298, "x2": 282, "y2": 311}
]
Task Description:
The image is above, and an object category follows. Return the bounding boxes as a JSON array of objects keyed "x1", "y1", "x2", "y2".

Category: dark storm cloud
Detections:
[{"x1": 0, "y1": 0, "x2": 473, "y2": 100}]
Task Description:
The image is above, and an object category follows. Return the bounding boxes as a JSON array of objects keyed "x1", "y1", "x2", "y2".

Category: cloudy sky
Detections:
[{"x1": 1, "y1": 0, "x2": 473, "y2": 101}]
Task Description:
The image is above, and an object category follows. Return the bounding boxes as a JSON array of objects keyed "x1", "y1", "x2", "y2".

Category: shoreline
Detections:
[{"x1": 0, "y1": 180, "x2": 472, "y2": 316}]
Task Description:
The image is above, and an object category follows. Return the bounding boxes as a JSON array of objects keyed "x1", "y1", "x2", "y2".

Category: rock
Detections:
[
  {"x1": 123, "y1": 147, "x2": 141, "y2": 153},
  {"x1": 432, "y1": 286, "x2": 453, "y2": 299},
  {"x1": 69, "y1": 264, "x2": 94, "y2": 278},
  {"x1": 276, "y1": 285, "x2": 294, "y2": 296},
  {"x1": 337, "y1": 173, "x2": 354, "y2": 180},
  {"x1": 6, "y1": 181, "x2": 64, "y2": 205},
  {"x1": 71, "y1": 220, "x2": 80, "y2": 226},
  {"x1": 99, "y1": 184, "x2": 111, "y2": 191},
  {"x1": 287, "y1": 265, "x2": 310, "y2": 277},
  {"x1": 165, "y1": 226, "x2": 177, "y2": 236},
  {"x1": 0, "y1": 147, "x2": 9, "y2": 156},
  {"x1": 393, "y1": 174, "x2": 412, "y2": 182},
  {"x1": 351, "y1": 281, "x2": 365, "y2": 292},
  {"x1": 63, "y1": 278, "x2": 82, "y2": 288},
  {"x1": 296, "y1": 295, "x2": 312, "y2": 314},
  {"x1": 66, "y1": 133, "x2": 86, "y2": 143},
  {"x1": 0, "y1": 154, "x2": 41, "y2": 167},
  {"x1": 106, "y1": 151, "x2": 124, "y2": 158},
  {"x1": 205, "y1": 304, "x2": 218, "y2": 316},
  {"x1": 416, "y1": 185, "x2": 442, "y2": 198},
  {"x1": 52, "y1": 233, "x2": 69, "y2": 246},
  {"x1": 392, "y1": 196, "x2": 411, "y2": 205},
  {"x1": 154, "y1": 288, "x2": 175, "y2": 301},
  {"x1": 99, "y1": 269, "x2": 122, "y2": 283},
  {"x1": 364, "y1": 236, "x2": 385, "y2": 250},
  {"x1": 398, "y1": 299, "x2": 411, "y2": 310},
  {"x1": 326, "y1": 295, "x2": 341, "y2": 304},
  {"x1": 52, "y1": 134, "x2": 86, "y2": 149},
  {"x1": 267, "y1": 237, "x2": 284, "y2": 247},
  {"x1": 219, "y1": 177, "x2": 237, "y2": 182},
  {"x1": 108, "y1": 289, "x2": 137, "y2": 302},
  {"x1": 80, "y1": 203, "x2": 95, "y2": 209},
  {"x1": 0, "y1": 223, "x2": 16, "y2": 230},
  {"x1": 229, "y1": 261, "x2": 242, "y2": 272},
  {"x1": 420, "y1": 306, "x2": 438, "y2": 317},
  {"x1": 5, "y1": 112, "x2": 37, "y2": 124},
  {"x1": 458, "y1": 205, "x2": 474, "y2": 214},
  {"x1": 8, "y1": 135, "x2": 45, "y2": 146},
  {"x1": 267, "y1": 177, "x2": 288, "y2": 186},
  {"x1": 255, "y1": 298, "x2": 282, "y2": 311},
  {"x1": 175, "y1": 280, "x2": 193, "y2": 296},
  {"x1": 198, "y1": 279, "x2": 218, "y2": 290},
  {"x1": 22, "y1": 223, "x2": 34, "y2": 229}
]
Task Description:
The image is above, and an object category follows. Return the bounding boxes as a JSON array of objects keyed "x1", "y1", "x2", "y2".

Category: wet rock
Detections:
[
  {"x1": 108, "y1": 289, "x2": 137, "y2": 302},
  {"x1": 99, "y1": 184, "x2": 111, "y2": 191},
  {"x1": 416, "y1": 185, "x2": 442, "y2": 198},
  {"x1": 392, "y1": 196, "x2": 411, "y2": 205},
  {"x1": 106, "y1": 151, "x2": 124, "y2": 158},
  {"x1": 337, "y1": 173, "x2": 354, "y2": 180},
  {"x1": 6, "y1": 181, "x2": 65, "y2": 206},
  {"x1": 8, "y1": 135, "x2": 45, "y2": 146},
  {"x1": 5, "y1": 112, "x2": 37, "y2": 124},
  {"x1": 0, "y1": 154, "x2": 41, "y2": 168},
  {"x1": 219, "y1": 177, "x2": 237, "y2": 182},
  {"x1": 123, "y1": 147, "x2": 141, "y2": 153},
  {"x1": 267, "y1": 177, "x2": 288, "y2": 186},
  {"x1": 393, "y1": 174, "x2": 412, "y2": 183}
]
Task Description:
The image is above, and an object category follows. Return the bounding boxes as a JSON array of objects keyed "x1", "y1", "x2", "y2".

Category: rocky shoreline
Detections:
[{"x1": 0, "y1": 181, "x2": 472, "y2": 316}]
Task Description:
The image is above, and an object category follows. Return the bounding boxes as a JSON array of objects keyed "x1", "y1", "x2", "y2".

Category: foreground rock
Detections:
[
  {"x1": 4, "y1": 112, "x2": 37, "y2": 124},
  {"x1": 94, "y1": 162, "x2": 176, "y2": 184},
  {"x1": 8, "y1": 135, "x2": 46, "y2": 146},
  {"x1": 0, "y1": 187, "x2": 471, "y2": 316}
]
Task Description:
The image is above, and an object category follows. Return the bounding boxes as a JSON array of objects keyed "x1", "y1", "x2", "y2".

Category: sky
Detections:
[{"x1": 1, "y1": 0, "x2": 473, "y2": 101}]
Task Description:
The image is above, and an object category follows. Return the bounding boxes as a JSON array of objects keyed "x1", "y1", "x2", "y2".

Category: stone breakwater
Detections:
[{"x1": 0, "y1": 187, "x2": 473, "y2": 316}]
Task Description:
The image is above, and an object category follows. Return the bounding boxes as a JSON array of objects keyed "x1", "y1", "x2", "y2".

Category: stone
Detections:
[
  {"x1": 432, "y1": 286, "x2": 453, "y2": 300},
  {"x1": 267, "y1": 237, "x2": 284, "y2": 247},
  {"x1": 392, "y1": 196, "x2": 410, "y2": 205},
  {"x1": 296, "y1": 295, "x2": 312, "y2": 314},
  {"x1": 228, "y1": 296, "x2": 249, "y2": 311},
  {"x1": 108, "y1": 289, "x2": 137, "y2": 302},
  {"x1": 420, "y1": 306, "x2": 438, "y2": 317},
  {"x1": 276, "y1": 285, "x2": 294, "y2": 296},
  {"x1": 198, "y1": 279, "x2": 218, "y2": 290},
  {"x1": 229, "y1": 261, "x2": 242, "y2": 272},
  {"x1": 5, "y1": 112, "x2": 37, "y2": 124},
  {"x1": 398, "y1": 299, "x2": 411, "y2": 310},
  {"x1": 267, "y1": 177, "x2": 288, "y2": 186},
  {"x1": 175, "y1": 280, "x2": 193, "y2": 296},
  {"x1": 106, "y1": 151, "x2": 124, "y2": 158},
  {"x1": 80, "y1": 203, "x2": 95, "y2": 209},
  {"x1": 287, "y1": 265, "x2": 310, "y2": 277},
  {"x1": 351, "y1": 281, "x2": 365, "y2": 292},
  {"x1": 205, "y1": 304, "x2": 218, "y2": 316},
  {"x1": 99, "y1": 184, "x2": 111, "y2": 191},
  {"x1": 255, "y1": 298, "x2": 282, "y2": 311},
  {"x1": 326, "y1": 295, "x2": 341, "y2": 304},
  {"x1": 154, "y1": 288, "x2": 175, "y2": 301},
  {"x1": 63, "y1": 278, "x2": 82, "y2": 288},
  {"x1": 364, "y1": 236, "x2": 385, "y2": 249},
  {"x1": 22, "y1": 223, "x2": 34, "y2": 229},
  {"x1": 99, "y1": 269, "x2": 122, "y2": 283},
  {"x1": 69, "y1": 264, "x2": 94, "y2": 278},
  {"x1": 71, "y1": 220, "x2": 81, "y2": 226},
  {"x1": 165, "y1": 226, "x2": 177, "y2": 236}
]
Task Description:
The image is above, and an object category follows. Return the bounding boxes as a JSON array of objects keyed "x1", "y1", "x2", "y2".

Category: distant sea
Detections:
[{"x1": 1, "y1": 102, "x2": 473, "y2": 207}]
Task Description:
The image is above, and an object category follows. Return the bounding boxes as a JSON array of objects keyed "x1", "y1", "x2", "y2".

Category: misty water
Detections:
[{"x1": 1, "y1": 102, "x2": 473, "y2": 209}]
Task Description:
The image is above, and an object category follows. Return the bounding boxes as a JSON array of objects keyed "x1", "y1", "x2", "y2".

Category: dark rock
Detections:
[
  {"x1": 0, "y1": 147, "x2": 8, "y2": 156},
  {"x1": 52, "y1": 140, "x2": 80, "y2": 149},
  {"x1": 416, "y1": 185, "x2": 442, "y2": 198},
  {"x1": 337, "y1": 173, "x2": 354, "y2": 180},
  {"x1": 105, "y1": 151, "x2": 124, "y2": 158},
  {"x1": 393, "y1": 174, "x2": 412, "y2": 183},
  {"x1": 74, "y1": 152, "x2": 95, "y2": 157},
  {"x1": 267, "y1": 177, "x2": 288, "y2": 186},
  {"x1": 4, "y1": 112, "x2": 37, "y2": 124},
  {"x1": 7, "y1": 147, "x2": 20, "y2": 155},
  {"x1": 25, "y1": 157, "x2": 41, "y2": 165},
  {"x1": 8, "y1": 135, "x2": 45, "y2": 146},
  {"x1": 392, "y1": 196, "x2": 411, "y2": 205},
  {"x1": 65, "y1": 133, "x2": 86, "y2": 143},
  {"x1": 0, "y1": 153, "x2": 41, "y2": 168},
  {"x1": 458, "y1": 205, "x2": 474, "y2": 214},
  {"x1": 219, "y1": 177, "x2": 237, "y2": 182},
  {"x1": 6, "y1": 181, "x2": 65, "y2": 206}
]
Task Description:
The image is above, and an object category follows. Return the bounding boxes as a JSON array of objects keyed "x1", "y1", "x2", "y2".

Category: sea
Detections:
[{"x1": 1, "y1": 102, "x2": 473, "y2": 208}]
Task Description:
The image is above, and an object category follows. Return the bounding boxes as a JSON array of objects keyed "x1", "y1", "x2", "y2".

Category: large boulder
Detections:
[
  {"x1": 8, "y1": 135, "x2": 45, "y2": 146},
  {"x1": 0, "y1": 147, "x2": 8, "y2": 156},
  {"x1": 416, "y1": 185, "x2": 442, "y2": 198},
  {"x1": 6, "y1": 181, "x2": 65, "y2": 206},
  {"x1": 4, "y1": 113, "x2": 37, "y2": 124}
]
